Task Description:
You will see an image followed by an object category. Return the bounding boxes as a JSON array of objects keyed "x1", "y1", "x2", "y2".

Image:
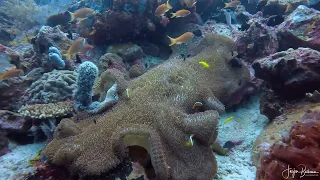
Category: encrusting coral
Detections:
[
  {"x1": 44, "y1": 34, "x2": 251, "y2": 179},
  {"x1": 24, "y1": 70, "x2": 77, "y2": 104}
]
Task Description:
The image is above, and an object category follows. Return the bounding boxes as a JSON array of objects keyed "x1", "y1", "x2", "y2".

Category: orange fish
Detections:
[
  {"x1": 304, "y1": 22, "x2": 316, "y2": 35},
  {"x1": 285, "y1": 3, "x2": 293, "y2": 13},
  {"x1": 64, "y1": 38, "x2": 87, "y2": 60},
  {"x1": 0, "y1": 69, "x2": 24, "y2": 81},
  {"x1": 171, "y1": 9, "x2": 191, "y2": 18},
  {"x1": 155, "y1": 0, "x2": 172, "y2": 16},
  {"x1": 69, "y1": 8, "x2": 94, "y2": 22},
  {"x1": 224, "y1": 0, "x2": 241, "y2": 8},
  {"x1": 167, "y1": 32, "x2": 194, "y2": 46}
]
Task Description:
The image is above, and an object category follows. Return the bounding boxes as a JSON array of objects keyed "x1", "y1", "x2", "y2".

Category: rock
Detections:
[
  {"x1": 129, "y1": 64, "x2": 146, "y2": 78},
  {"x1": 33, "y1": 26, "x2": 72, "y2": 56},
  {"x1": 277, "y1": 5, "x2": 320, "y2": 51},
  {"x1": 260, "y1": 91, "x2": 284, "y2": 120},
  {"x1": 0, "y1": 78, "x2": 32, "y2": 110},
  {"x1": 98, "y1": 53, "x2": 126, "y2": 73},
  {"x1": 233, "y1": 11, "x2": 279, "y2": 62},
  {"x1": 136, "y1": 41, "x2": 160, "y2": 57},
  {"x1": 258, "y1": 0, "x2": 310, "y2": 16},
  {"x1": 0, "y1": 111, "x2": 31, "y2": 133},
  {"x1": 252, "y1": 48, "x2": 320, "y2": 99},
  {"x1": 0, "y1": 131, "x2": 8, "y2": 156},
  {"x1": 0, "y1": 28, "x2": 14, "y2": 46},
  {"x1": 107, "y1": 43, "x2": 144, "y2": 63},
  {"x1": 255, "y1": 108, "x2": 320, "y2": 180}
]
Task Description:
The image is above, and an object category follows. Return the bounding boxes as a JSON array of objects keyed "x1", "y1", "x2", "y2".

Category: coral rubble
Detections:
[{"x1": 44, "y1": 34, "x2": 251, "y2": 179}]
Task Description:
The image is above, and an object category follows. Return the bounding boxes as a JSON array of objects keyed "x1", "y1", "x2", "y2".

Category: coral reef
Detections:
[
  {"x1": 98, "y1": 53, "x2": 126, "y2": 73},
  {"x1": 233, "y1": 12, "x2": 279, "y2": 62},
  {"x1": 0, "y1": 110, "x2": 31, "y2": 133},
  {"x1": 89, "y1": 10, "x2": 157, "y2": 45},
  {"x1": 259, "y1": 90, "x2": 284, "y2": 120},
  {"x1": 44, "y1": 34, "x2": 251, "y2": 179},
  {"x1": 0, "y1": 131, "x2": 9, "y2": 156},
  {"x1": 277, "y1": 5, "x2": 320, "y2": 51},
  {"x1": 93, "y1": 68, "x2": 128, "y2": 102},
  {"x1": 18, "y1": 101, "x2": 73, "y2": 119},
  {"x1": 33, "y1": 26, "x2": 72, "y2": 55},
  {"x1": 24, "y1": 70, "x2": 77, "y2": 104},
  {"x1": 258, "y1": 0, "x2": 310, "y2": 16},
  {"x1": 74, "y1": 61, "x2": 119, "y2": 114},
  {"x1": 74, "y1": 61, "x2": 99, "y2": 111},
  {"x1": 252, "y1": 47, "x2": 320, "y2": 99},
  {"x1": 256, "y1": 109, "x2": 320, "y2": 180},
  {"x1": 48, "y1": 47, "x2": 65, "y2": 70},
  {"x1": 107, "y1": 43, "x2": 144, "y2": 63},
  {"x1": 0, "y1": 76, "x2": 32, "y2": 110},
  {"x1": 129, "y1": 64, "x2": 146, "y2": 78}
]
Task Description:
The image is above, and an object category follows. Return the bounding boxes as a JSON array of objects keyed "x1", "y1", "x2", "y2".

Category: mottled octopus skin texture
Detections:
[{"x1": 45, "y1": 34, "x2": 251, "y2": 179}]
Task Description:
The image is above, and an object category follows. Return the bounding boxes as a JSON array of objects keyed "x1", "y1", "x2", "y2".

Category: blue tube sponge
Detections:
[
  {"x1": 48, "y1": 52, "x2": 65, "y2": 69},
  {"x1": 74, "y1": 61, "x2": 99, "y2": 111},
  {"x1": 49, "y1": 46, "x2": 62, "y2": 58}
]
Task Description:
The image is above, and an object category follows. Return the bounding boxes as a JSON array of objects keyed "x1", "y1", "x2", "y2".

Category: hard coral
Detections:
[
  {"x1": 24, "y1": 70, "x2": 77, "y2": 104},
  {"x1": 44, "y1": 34, "x2": 251, "y2": 179},
  {"x1": 257, "y1": 110, "x2": 320, "y2": 180},
  {"x1": 18, "y1": 101, "x2": 73, "y2": 119}
]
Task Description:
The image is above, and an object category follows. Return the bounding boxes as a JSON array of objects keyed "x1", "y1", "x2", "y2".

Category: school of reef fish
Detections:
[{"x1": 0, "y1": 0, "x2": 320, "y2": 179}]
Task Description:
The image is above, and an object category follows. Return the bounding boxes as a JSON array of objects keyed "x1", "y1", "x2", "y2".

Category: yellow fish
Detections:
[
  {"x1": 184, "y1": 134, "x2": 195, "y2": 147},
  {"x1": 199, "y1": 61, "x2": 210, "y2": 68},
  {"x1": 223, "y1": 116, "x2": 234, "y2": 125},
  {"x1": 192, "y1": 101, "x2": 203, "y2": 109},
  {"x1": 224, "y1": 0, "x2": 241, "y2": 8},
  {"x1": 304, "y1": 22, "x2": 316, "y2": 35},
  {"x1": 68, "y1": 8, "x2": 94, "y2": 22},
  {"x1": 167, "y1": 32, "x2": 194, "y2": 46}
]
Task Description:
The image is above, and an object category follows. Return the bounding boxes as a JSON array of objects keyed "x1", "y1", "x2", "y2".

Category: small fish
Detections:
[
  {"x1": 167, "y1": 32, "x2": 194, "y2": 46},
  {"x1": 93, "y1": 119, "x2": 96, "y2": 124},
  {"x1": 66, "y1": 30, "x2": 73, "y2": 40},
  {"x1": 223, "y1": 116, "x2": 234, "y2": 125},
  {"x1": 170, "y1": 9, "x2": 191, "y2": 18},
  {"x1": 192, "y1": 101, "x2": 203, "y2": 109},
  {"x1": 0, "y1": 69, "x2": 24, "y2": 81},
  {"x1": 247, "y1": 43, "x2": 254, "y2": 49},
  {"x1": 155, "y1": 0, "x2": 172, "y2": 16},
  {"x1": 89, "y1": 29, "x2": 96, "y2": 36},
  {"x1": 224, "y1": 1, "x2": 241, "y2": 8},
  {"x1": 68, "y1": 8, "x2": 94, "y2": 22},
  {"x1": 64, "y1": 38, "x2": 86, "y2": 60},
  {"x1": 184, "y1": 134, "x2": 195, "y2": 147},
  {"x1": 126, "y1": 88, "x2": 130, "y2": 98},
  {"x1": 75, "y1": 54, "x2": 82, "y2": 64},
  {"x1": 183, "y1": 0, "x2": 197, "y2": 8},
  {"x1": 199, "y1": 61, "x2": 210, "y2": 68},
  {"x1": 285, "y1": 3, "x2": 293, "y2": 13},
  {"x1": 304, "y1": 22, "x2": 316, "y2": 35}
]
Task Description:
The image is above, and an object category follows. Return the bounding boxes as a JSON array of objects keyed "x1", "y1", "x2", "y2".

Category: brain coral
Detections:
[
  {"x1": 44, "y1": 34, "x2": 251, "y2": 179},
  {"x1": 25, "y1": 70, "x2": 77, "y2": 104}
]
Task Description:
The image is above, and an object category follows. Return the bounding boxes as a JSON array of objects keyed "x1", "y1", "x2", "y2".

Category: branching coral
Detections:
[
  {"x1": 44, "y1": 34, "x2": 251, "y2": 179},
  {"x1": 24, "y1": 70, "x2": 77, "y2": 104}
]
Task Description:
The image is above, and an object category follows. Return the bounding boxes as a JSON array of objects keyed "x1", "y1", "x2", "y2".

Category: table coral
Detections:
[
  {"x1": 18, "y1": 101, "x2": 73, "y2": 119},
  {"x1": 24, "y1": 70, "x2": 77, "y2": 104},
  {"x1": 44, "y1": 34, "x2": 251, "y2": 179}
]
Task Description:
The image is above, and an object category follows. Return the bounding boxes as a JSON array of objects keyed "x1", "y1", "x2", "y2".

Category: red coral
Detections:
[{"x1": 257, "y1": 110, "x2": 320, "y2": 180}]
